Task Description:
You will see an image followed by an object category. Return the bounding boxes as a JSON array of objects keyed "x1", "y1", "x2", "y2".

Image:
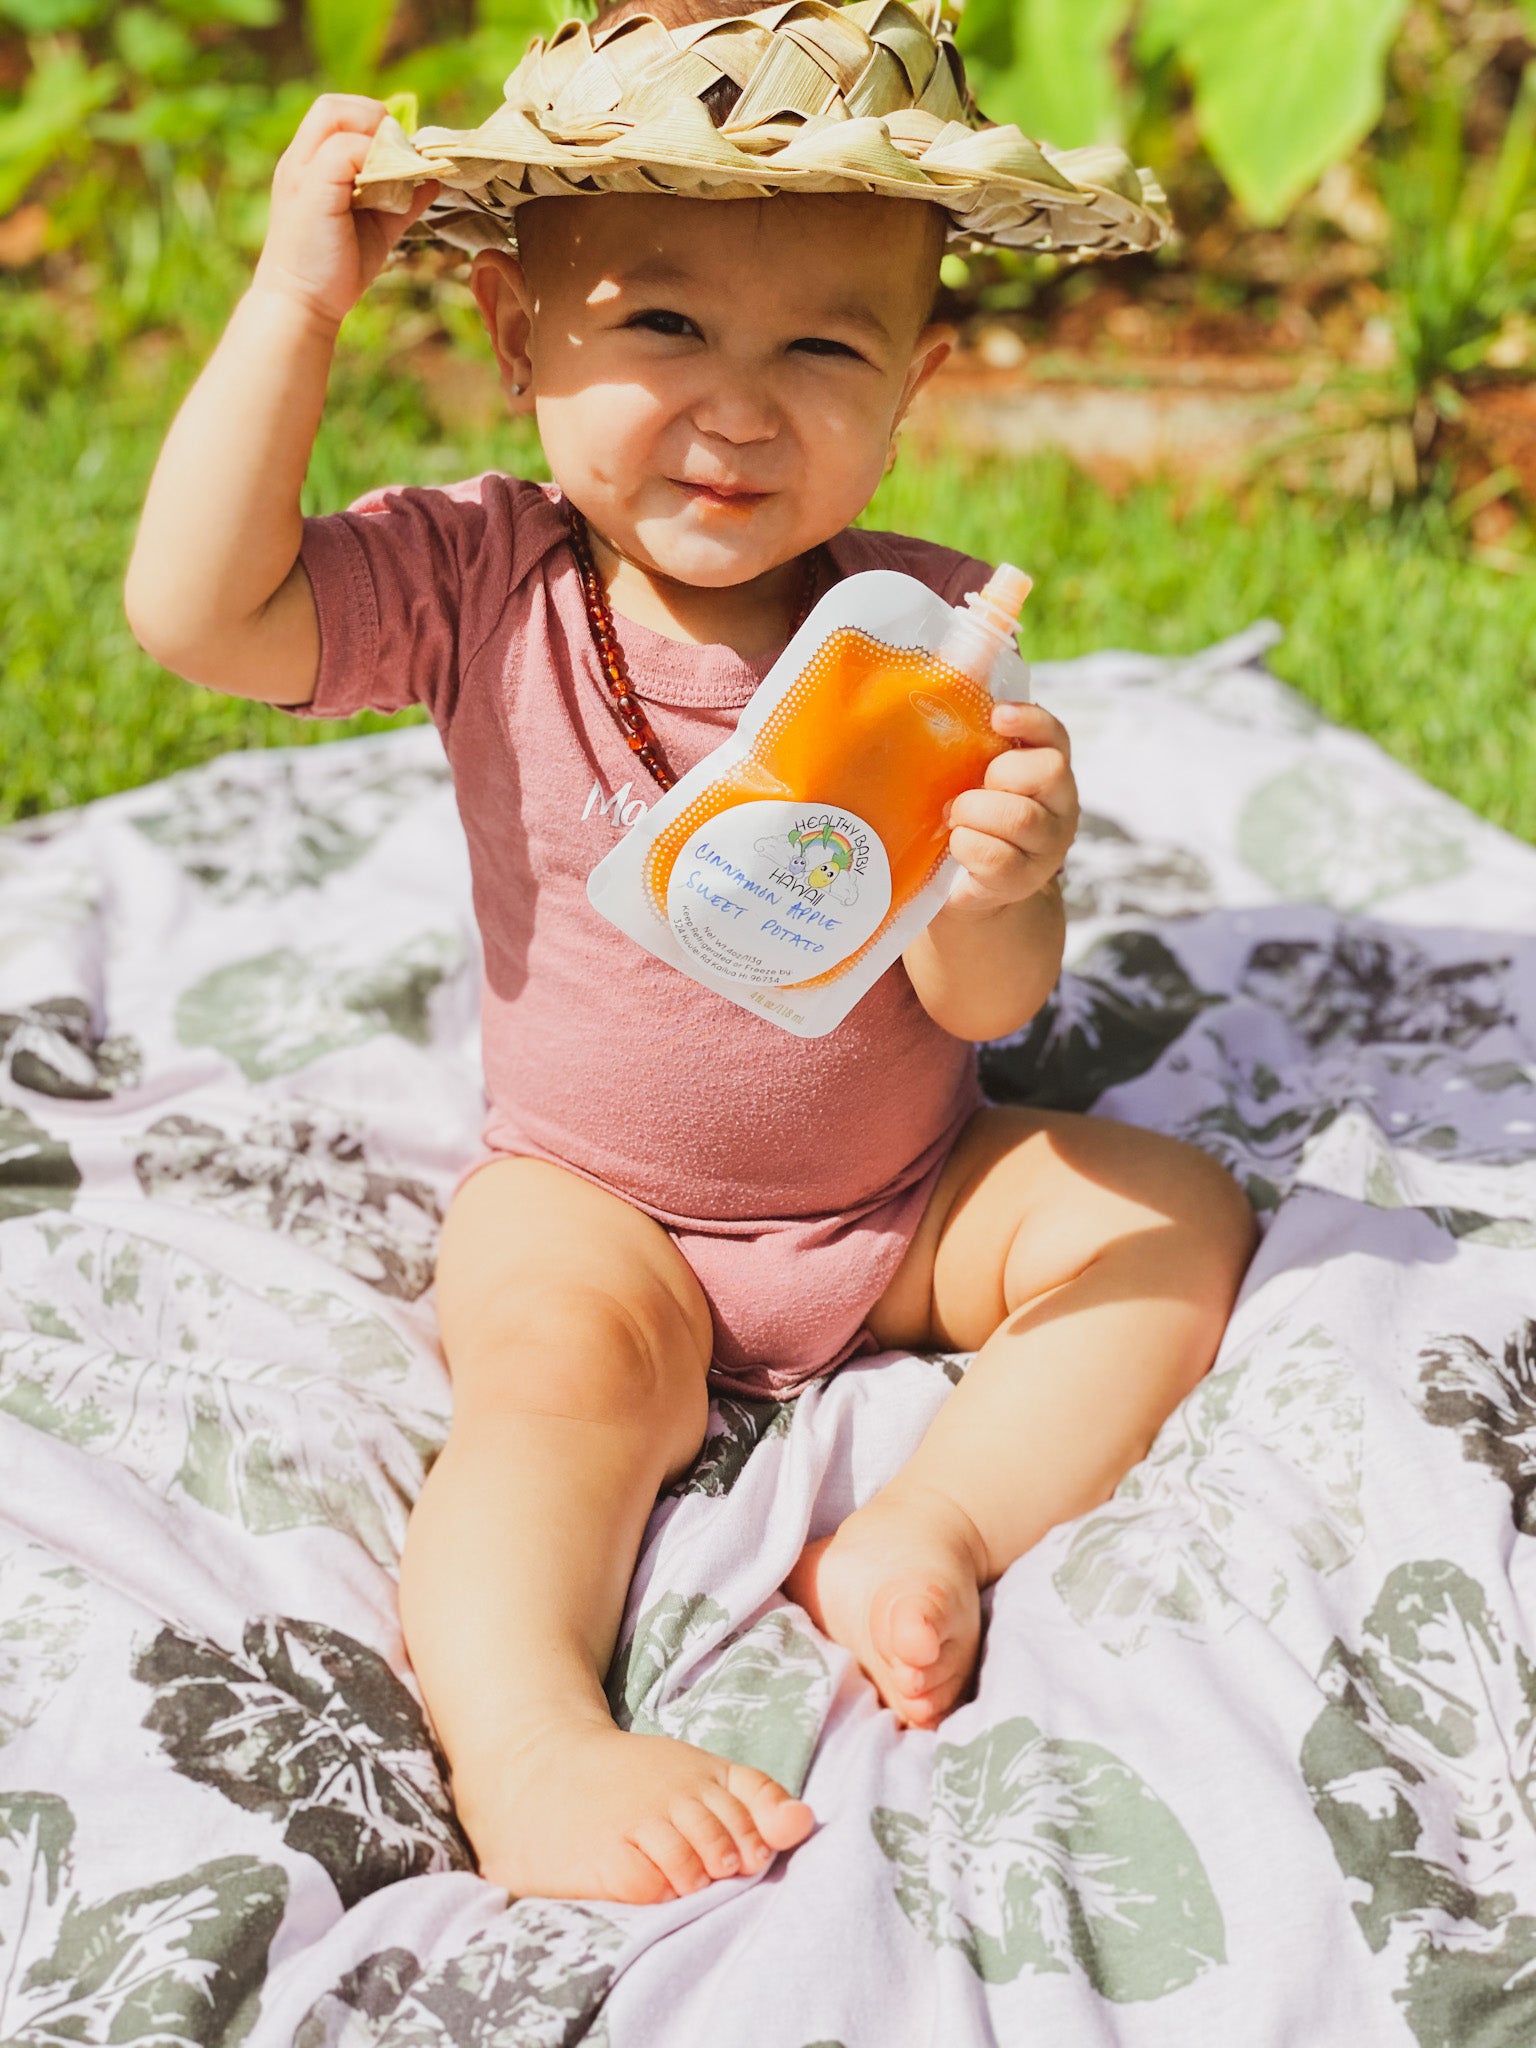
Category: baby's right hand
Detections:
[{"x1": 253, "y1": 95, "x2": 438, "y2": 331}]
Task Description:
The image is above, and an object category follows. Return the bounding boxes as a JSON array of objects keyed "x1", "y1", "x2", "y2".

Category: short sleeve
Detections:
[
  {"x1": 292, "y1": 472, "x2": 529, "y2": 725},
  {"x1": 936, "y1": 550, "x2": 992, "y2": 606},
  {"x1": 830, "y1": 525, "x2": 992, "y2": 607}
]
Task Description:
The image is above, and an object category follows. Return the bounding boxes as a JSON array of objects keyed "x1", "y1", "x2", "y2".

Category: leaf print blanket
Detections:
[{"x1": 4, "y1": 621, "x2": 1536, "y2": 2047}]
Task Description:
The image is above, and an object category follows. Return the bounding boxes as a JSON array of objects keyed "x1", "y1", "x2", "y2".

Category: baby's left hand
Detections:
[{"x1": 943, "y1": 701, "x2": 1079, "y2": 918}]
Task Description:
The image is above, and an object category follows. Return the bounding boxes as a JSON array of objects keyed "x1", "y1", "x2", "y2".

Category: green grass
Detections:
[
  {"x1": 870, "y1": 458, "x2": 1536, "y2": 842},
  {"x1": 0, "y1": 319, "x2": 543, "y2": 823},
  {"x1": 5, "y1": 310, "x2": 1536, "y2": 838}
]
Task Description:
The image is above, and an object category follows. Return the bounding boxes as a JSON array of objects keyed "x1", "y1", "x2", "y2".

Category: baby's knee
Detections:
[
  {"x1": 1180, "y1": 1142, "x2": 1258, "y2": 1277},
  {"x1": 1151, "y1": 1142, "x2": 1256, "y2": 1348},
  {"x1": 1081, "y1": 1122, "x2": 1255, "y2": 1274},
  {"x1": 449, "y1": 1274, "x2": 711, "y2": 1435},
  {"x1": 1082, "y1": 1125, "x2": 1255, "y2": 1308}
]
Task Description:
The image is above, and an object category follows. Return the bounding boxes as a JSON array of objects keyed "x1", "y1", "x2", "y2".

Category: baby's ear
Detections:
[
  {"x1": 895, "y1": 318, "x2": 956, "y2": 428},
  {"x1": 470, "y1": 250, "x2": 536, "y2": 413}
]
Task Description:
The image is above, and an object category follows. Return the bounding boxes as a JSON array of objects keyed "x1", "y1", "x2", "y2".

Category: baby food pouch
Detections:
[{"x1": 587, "y1": 564, "x2": 1032, "y2": 1038}]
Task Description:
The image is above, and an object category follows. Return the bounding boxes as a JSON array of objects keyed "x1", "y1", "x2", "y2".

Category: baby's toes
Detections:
[
  {"x1": 725, "y1": 1764, "x2": 816, "y2": 1851},
  {"x1": 598, "y1": 1836, "x2": 681, "y2": 1907},
  {"x1": 872, "y1": 1584, "x2": 978, "y2": 1723},
  {"x1": 884, "y1": 1589, "x2": 945, "y2": 1680},
  {"x1": 894, "y1": 1665, "x2": 968, "y2": 1729},
  {"x1": 874, "y1": 1589, "x2": 953, "y2": 1705},
  {"x1": 671, "y1": 1795, "x2": 743, "y2": 1881},
  {"x1": 627, "y1": 1816, "x2": 710, "y2": 1898},
  {"x1": 699, "y1": 1785, "x2": 771, "y2": 1873}
]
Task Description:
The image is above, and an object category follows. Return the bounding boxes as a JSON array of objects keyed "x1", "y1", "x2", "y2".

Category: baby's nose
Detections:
[{"x1": 690, "y1": 369, "x2": 778, "y2": 446}]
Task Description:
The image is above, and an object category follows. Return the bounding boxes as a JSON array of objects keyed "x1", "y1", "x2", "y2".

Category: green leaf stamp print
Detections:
[
  {"x1": 1418, "y1": 1321, "x2": 1536, "y2": 1535},
  {"x1": 175, "y1": 931, "x2": 463, "y2": 1081},
  {"x1": 608, "y1": 1594, "x2": 830, "y2": 1797},
  {"x1": 872, "y1": 1717, "x2": 1225, "y2": 1997},
  {"x1": 0, "y1": 1544, "x2": 90, "y2": 1748},
  {"x1": 130, "y1": 751, "x2": 448, "y2": 902},
  {"x1": 0, "y1": 997, "x2": 142, "y2": 1101},
  {"x1": 0, "y1": 1790, "x2": 287, "y2": 2045},
  {"x1": 1302, "y1": 1559, "x2": 1536, "y2": 2047},
  {"x1": 1168, "y1": 1031, "x2": 1343, "y2": 1214},
  {"x1": 294, "y1": 1906, "x2": 627, "y2": 2048},
  {"x1": 1292, "y1": 1106, "x2": 1536, "y2": 1248},
  {"x1": 1237, "y1": 760, "x2": 1470, "y2": 910},
  {"x1": 1054, "y1": 1321, "x2": 1362, "y2": 1655},
  {"x1": 0, "y1": 1219, "x2": 439, "y2": 1556},
  {"x1": 982, "y1": 930, "x2": 1220, "y2": 1115},
  {"x1": 134, "y1": 1615, "x2": 472, "y2": 1909},
  {"x1": 607, "y1": 1590, "x2": 728, "y2": 1729},
  {"x1": 672, "y1": 1393, "x2": 796, "y2": 1499},
  {"x1": 1240, "y1": 933, "x2": 1512, "y2": 1052},
  {"x1": 134, "y1": 1106, "x2": 443, "y2": 1301},
  {"x1": 1058, "y1": 812, "x2": 1215, "y2": 925},
  {"x1": 0, "y1": 1105, "x2": 80, "y2": 1221},
  {"x1": 664, "y1": 1610, "x2": 829, "y2": 1795}
]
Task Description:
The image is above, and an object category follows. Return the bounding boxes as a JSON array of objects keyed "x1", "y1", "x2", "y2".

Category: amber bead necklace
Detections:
[{"x1": 566, "y1": 503, "x2": 820, "y2": 794}]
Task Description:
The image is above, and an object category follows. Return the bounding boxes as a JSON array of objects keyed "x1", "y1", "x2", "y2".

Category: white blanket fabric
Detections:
[{"x1": 2, "y1": 623, "x2": 1535, "y2": 2047}]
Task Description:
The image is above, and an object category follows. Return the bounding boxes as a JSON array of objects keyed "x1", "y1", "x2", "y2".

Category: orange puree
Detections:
[{"x1": 643, "y1": 627, "x2": 1011, "y2": 963}]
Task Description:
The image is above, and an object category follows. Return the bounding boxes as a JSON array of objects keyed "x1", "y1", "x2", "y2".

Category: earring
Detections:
[{"x1": 510, "y1": 380, "x2": 527, "y2": 396}]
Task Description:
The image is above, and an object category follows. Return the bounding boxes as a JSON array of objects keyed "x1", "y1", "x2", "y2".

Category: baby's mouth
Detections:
[{"x1": 673, "y1": 479, "x2": 770, "y2": 513}]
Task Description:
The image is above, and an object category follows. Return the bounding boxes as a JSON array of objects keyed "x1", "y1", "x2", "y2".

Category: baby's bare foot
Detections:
[
  {"x1": 784, "y1": 1484, "x2": 987, "y2": 1729},
  {"x1": 459, "y1": 1717, "x2": 815, "y2": 1904}
]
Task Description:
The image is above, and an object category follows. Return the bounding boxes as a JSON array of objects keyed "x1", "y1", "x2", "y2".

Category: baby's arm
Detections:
[{"x1": 124, "y1": 98, "x2": 436, "y2": 705}]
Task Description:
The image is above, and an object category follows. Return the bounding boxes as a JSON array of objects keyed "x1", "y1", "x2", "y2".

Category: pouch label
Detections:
[{"x1": 664, "y1": 799, "x2": 891, "y2": 988}]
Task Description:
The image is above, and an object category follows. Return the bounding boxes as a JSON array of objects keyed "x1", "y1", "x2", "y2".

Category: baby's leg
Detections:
[
  {"x1": 787, "y1": 1107, "x2": 1256, "y2": 1726},
  {"x1": 407, "y1": 1157, "x2": 813, "y2": 1902}
]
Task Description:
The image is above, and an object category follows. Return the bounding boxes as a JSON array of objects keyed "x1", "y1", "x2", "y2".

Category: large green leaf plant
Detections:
[{"x1": 957, "y1": 0, "x2": 1413, "y2": 223}]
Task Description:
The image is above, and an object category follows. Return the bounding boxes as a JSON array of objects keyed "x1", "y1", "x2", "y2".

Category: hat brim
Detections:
[{"x1": 355, "y1": 0, "x2": 1171, "y2": 261}]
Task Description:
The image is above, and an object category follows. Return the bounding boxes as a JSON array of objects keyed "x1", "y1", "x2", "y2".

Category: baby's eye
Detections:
[
  {"x1": 789, "y1": 337, "x2": 863, "y2": 361},
  {"x1": 628, "y1": 309, "x2": 699, "y2": 339}
]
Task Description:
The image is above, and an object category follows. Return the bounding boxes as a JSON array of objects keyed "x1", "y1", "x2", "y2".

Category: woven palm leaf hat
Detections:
[{"x1": 355, "y1": 0, "x2": 1170, "y2": 261}]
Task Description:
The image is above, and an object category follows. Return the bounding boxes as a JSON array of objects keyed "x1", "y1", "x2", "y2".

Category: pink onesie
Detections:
[{"x1": 297, "y1": 475, "x2": 991, "y2": 1397}]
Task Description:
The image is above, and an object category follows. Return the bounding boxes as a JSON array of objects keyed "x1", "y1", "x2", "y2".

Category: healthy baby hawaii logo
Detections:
[
  {"x1": 761, "y1": 814, "x2": 870, "y2": 905},
  {"x1": 664, "y1": 800, "x2": 890, "y2": 988}
]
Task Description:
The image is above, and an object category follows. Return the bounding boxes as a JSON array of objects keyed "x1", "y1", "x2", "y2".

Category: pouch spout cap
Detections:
[
  {"x1": 964, "y1": 563, "x2": 1033, "y2": 644},
  {"x1": 981, "y1": 563, "x2": 1033, "y2": 619},
  {"x1": 940, "y1": 559, "x2": 1034, "y2": 684}
]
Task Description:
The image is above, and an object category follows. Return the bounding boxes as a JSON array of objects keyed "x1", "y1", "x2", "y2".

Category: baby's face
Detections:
[{"x1": 473, "y1": 193, "x2": 951, "y2": 588}]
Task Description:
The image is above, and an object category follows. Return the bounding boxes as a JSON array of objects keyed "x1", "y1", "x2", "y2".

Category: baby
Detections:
[{"x1": 127, "y1": 0, "x2": 1255, "y2": 1910}]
